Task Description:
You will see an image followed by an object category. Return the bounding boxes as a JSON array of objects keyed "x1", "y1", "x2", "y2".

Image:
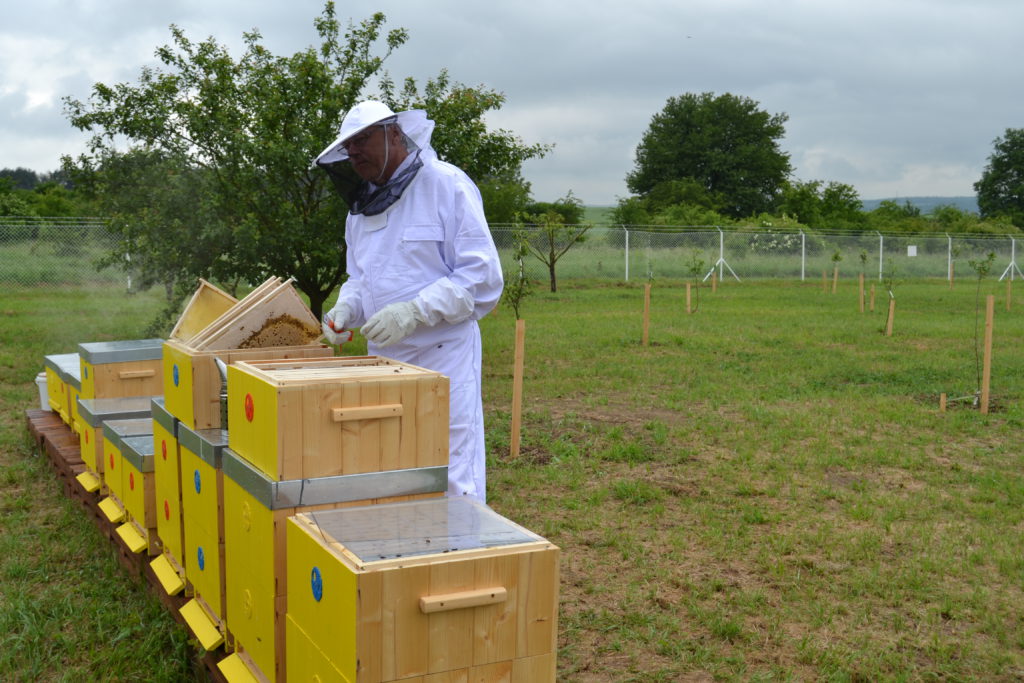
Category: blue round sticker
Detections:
[
  {"x1": 311, "y1": 567, "x2": 323, "y2": 602},
  {"x1": 194, "y1": 469, "x2": 201, "y2": 494},
  {"x1": 197, "y1": 546, "x2": 205, "y2": 571},
  {"x1": 172, "y1": 364, "x2": 179, "y2": 386}
]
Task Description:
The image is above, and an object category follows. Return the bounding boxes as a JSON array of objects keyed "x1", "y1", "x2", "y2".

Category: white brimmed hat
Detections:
[{"x1": 314, "y1": 101, "x2": 435, "y2": 166}]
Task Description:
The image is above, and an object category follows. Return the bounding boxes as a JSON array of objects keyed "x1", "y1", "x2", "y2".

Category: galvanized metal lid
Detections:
[
  {"x1": 44, "y1": 353, "x2": 82, "y2": 387},
  {"x1": 177, "y1": 425, "x2": 228, "y2": 468},
  {"x1": 77, "y1": 396, "x2": 155, "y2": 427},
  {"x1": 102, "y1": 418, "x2": 153, "y2": 454},
  {"x1": 120, "y1": 434, "x2": 155, "y2": 473},
  {"x1": 78, "y1": 339, "x2": 164, "y2": 365},
  {"x1": 150, "y1": 397, "x2": 176, "y2": 435},
  {"x1": 222, "y1": 447, "x2": 447, "y2": 510}
]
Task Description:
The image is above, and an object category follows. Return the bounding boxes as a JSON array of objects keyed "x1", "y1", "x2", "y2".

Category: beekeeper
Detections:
[{"x1": 314, "y1": 101, "x2": 503, "y2": 502}]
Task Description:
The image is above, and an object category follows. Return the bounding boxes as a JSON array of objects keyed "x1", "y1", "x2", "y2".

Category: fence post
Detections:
[
  {"x1": 947, "y1": 234, "x2": 953, "y2": 286},
  {"x1": 800, "y1": 230, "x2": 806, "y2": 281},
  {"x1": 878, "y1": 232, "x2": 884, "y2": 281},
  {"x1": 718, "y1": 228, "x2": 725, "y2": 282},
  {"x1": 624, "y1": 226, "x2": 630, "y2": 282}
]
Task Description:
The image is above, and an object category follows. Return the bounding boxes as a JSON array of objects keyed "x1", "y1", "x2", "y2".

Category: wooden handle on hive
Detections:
[
  {"x1": 118, "y1": 369, "x2": 155, "y2": 380},
  {"x1": 419, "y1": 587, "x2": 507, "y2": 614},
  {"x1": 331, "y1": 404, "x2": 403, "y2": 422}
]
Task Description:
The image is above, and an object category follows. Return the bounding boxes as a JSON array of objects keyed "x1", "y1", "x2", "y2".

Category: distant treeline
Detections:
[{"x1": 861, "y1": 196, "x2": 978, "y2": 215}]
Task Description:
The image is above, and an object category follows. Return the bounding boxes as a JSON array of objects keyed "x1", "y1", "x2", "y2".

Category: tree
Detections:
[
  {"x1": 626, "y1": 92, "x2": 792, "y2": 218},
  {"x1": 975, "y1": 128, "x2": 1024, "y2": 228},
  {"x1": 64, "y1": 3, "x2": 407, "y2": 319},
  {"x1": 380, "y1": 69, "x2": 549, "y2": 224},
  {"x1": 779, "y1": 179, "x2": 864, "y2": 229},
  {"x1": 518, "y1": 192, "x2": 590, "y2": 292}
]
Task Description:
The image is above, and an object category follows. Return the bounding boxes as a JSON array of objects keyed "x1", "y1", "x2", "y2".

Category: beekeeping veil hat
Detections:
[
  {"x1": 313, "y1": 101, "x2": 435, "y2": 212},
  {"x1": 314, "y1": 101, "x2": 435, "y2": 166}
]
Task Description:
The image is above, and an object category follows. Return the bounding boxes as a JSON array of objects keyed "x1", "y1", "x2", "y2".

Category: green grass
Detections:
[{"x1": 3, "y1": 277, "x2": 1024, "y2": 680}]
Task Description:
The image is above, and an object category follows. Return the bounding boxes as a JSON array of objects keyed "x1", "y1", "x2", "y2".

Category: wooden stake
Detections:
[
  {"x1": 885, "y1": 297, "x2": 895, "y2": 337},
  {"x1": 940, "y1": 393, "x2": 947, "y2": 412},
  {"x1": 832, "y1": 265, "x2": 839, "y2": 294},
  {"x1": 858, "y1": 273, "x2": 865, "y2": 313},
  {"x1": 870, "y1": 284, "x2": 876, "y2": 312},
  {"x1": 685, "y1": 282, "x2": 692, "y2": 314},
  {"x1": 981, "y1": 294, "x2": 994, "y2": 415},
  {"x1": 642, "y1": 283, "x2": 651, "y2": 346},
  {"x1": 711, "y1": 270, "x2": 718, "y2": 293},
  {"x1": 510, "y1": 318, "x2": 526, "y2": 458}
]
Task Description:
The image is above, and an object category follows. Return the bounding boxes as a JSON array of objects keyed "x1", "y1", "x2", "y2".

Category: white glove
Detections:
[
  {"x1": 322, "y1": 302, "x2": 354, "y2": 345},
  {"x1": 361, "y1": 301, "x2": 424, "y2": 347}
]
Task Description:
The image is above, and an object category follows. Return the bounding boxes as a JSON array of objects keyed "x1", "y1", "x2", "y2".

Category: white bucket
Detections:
[{"x1": 35, "y1": 372, "x2": 49, "y2": 411}]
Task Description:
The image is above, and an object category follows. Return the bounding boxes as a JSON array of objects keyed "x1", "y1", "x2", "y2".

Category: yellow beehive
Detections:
[
  {"x1": 151, "y1": 398, "x2": 186, "y2": 594},
  {"x1": 220, "y1": 448, "x2": 448, "y2": 682},
  {"x1": 118, "y1": 432, "x2": 157, "y2": 554},
  {"x1": 162, "y1": 340, "x2": 333, "y2": 430},
  {"x1": 226, "y1": 356, "x2": 449, "y2": 482},
  {"x1": 177, "y1": 422, "x2": 230, "y2": 648},
  {"x1": 75, "y1": 396, "x2": 154, "y2": 493},
  {"x1": 78, "y1": 339, "x2": 164, "y2": 400},
  {"x1": 43, "y1": 353, "x2": 80, "y2": 425},
  {"x1": 284, "y1": 497, "x2": 559, "y2": 683}
]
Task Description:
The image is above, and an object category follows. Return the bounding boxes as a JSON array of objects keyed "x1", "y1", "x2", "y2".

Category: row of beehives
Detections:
[{"x1": 41, "y1": 278, "x2": 559, "y2": 683}]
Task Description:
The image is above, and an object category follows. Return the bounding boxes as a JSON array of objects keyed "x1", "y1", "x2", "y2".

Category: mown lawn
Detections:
[{"x1": 2, "y1": 277, "x2": 1023, "y2": 681}]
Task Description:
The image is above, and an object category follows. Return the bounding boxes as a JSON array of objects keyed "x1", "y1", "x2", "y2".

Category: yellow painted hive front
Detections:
[
  {"x1": 178, "y1": 424, "x2": 228, "y2": 625},
  {"x1": 226, "y1": 356, "x2": 449, "y2": 482},
  {"x1": 286, "y1": 497, "x2": 560, "y2": 683},
  {"x1": 152, "y1": 398, "x2": 184, "y2": 570}
]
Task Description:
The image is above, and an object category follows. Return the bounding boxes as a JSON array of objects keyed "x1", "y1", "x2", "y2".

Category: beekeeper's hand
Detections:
[
  {"x1": 322, "y1": 302, "x2": 354, "y2": 345},
  {"x1": 362, "y1": 301, "x2": 425, "y2": 347}
]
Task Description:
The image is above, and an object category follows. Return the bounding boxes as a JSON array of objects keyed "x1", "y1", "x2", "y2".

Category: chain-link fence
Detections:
[
  {"x1": 0, "y1": 216, "x2": 128, "y2": 287},
  {"x1": 3, "y1": 216, "x2": 1022, "y2": 290},
  {"x1": 491, "y1": 226, "x2": 1024, "y2": 285}
]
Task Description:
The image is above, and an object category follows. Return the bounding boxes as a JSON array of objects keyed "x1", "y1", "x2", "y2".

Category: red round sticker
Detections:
[
  {"x1": 244, "y1": 393, "x2": 255, "y2": 422},
  {"x1": 162, "y1": 440, "x2": 167, "y2": 460},
  {"x1": 109, "y1": 453, "x2": 114, "y2": 469},
  {"x1": 164, "y1": 500, "x2": 170, "y2": 520},
  {"x1": 129, "y1": 472, "x2": 135, "y2": 490}
]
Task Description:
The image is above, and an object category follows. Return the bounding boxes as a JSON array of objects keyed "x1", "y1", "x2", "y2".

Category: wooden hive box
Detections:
[
  {"x1": 75, "y1": 396, "x2": 155, "y2": 492},
  {"x1": 150, "y1": 397, "x2": 187, "y2": 595},
  {"x1": 219, "y1": 447, "x2": 448, "y2": 683},
  {"x1": 43, "y1": 353, "x2": 80, "y2": 426},
  {"x1": 226, "y1": 356, "x2": 449, "y2": 482},
  {"x1": 176, "y1": 423, "x2": 231, "y2": 650},
  {"x1": 284, "y1": 497, "x2": 559, "y2": 683},
  {"x1": 162, "y1": 339, "x2": 334, "y2": 431},
  {"x1": 78, "y1": 339, "x2": 164, "y2": 400}
]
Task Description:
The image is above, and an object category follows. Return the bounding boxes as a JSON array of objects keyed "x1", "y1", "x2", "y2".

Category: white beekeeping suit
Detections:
[{"x1": 315, "y1": 101, "x2": 503, "y2": 501}]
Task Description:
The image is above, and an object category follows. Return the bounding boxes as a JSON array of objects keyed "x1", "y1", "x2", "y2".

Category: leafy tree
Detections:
[
  {"x1": 64, "y1": 3, "x2": 406, "y2": 319},
  {"x1": 0, "y1": 167, "x2": 41, "y2": 190},
  {"x1": 626, "y1": 92, "x2": 792, "y2": 218},
  {"x1": 0, "y1": 178, "x2": 33, "y2": 217},
  {"x1": 380, "y1": 69, "x2": 549, "y2": 224},
  {"x1": 518, "y1": 192, "x2": 590, "y2": 292},
  {"x1": 779, "y1": 179, "x2": 864, "y2": 229},
  {"x1": 975, "y1": 128, "x2": 1024, "y2": 228}
]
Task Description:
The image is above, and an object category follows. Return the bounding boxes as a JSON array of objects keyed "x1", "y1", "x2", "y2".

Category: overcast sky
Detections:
[{"x1": 2, "y1": 0, "x2": 1021, "y2": 205}]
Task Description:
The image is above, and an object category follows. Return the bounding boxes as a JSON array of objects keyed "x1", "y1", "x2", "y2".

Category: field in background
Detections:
[{"x1": 2, "y1": 278, "x2": 1024, "y2": 680}]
